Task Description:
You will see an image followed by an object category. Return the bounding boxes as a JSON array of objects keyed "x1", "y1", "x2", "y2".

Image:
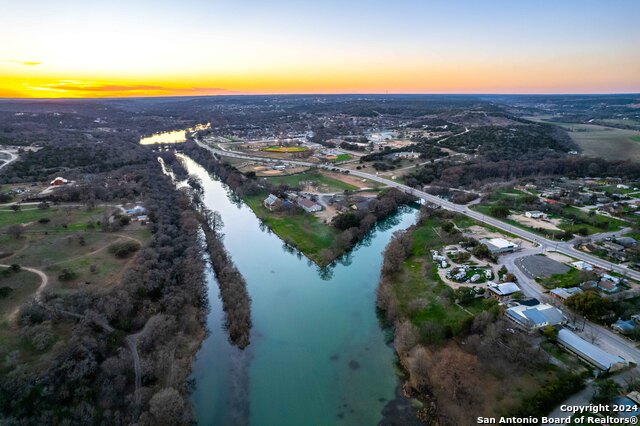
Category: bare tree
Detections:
[{"x1": 6, "y1": 224, "x2": 25, "y2": 239}]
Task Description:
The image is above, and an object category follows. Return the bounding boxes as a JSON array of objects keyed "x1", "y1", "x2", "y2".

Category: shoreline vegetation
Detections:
[
  {"x1": 376, "y1": 207, "x2": 584, "y2": 424},
  {"x1": 181, "y1": 141, "x2": 415, "y2": 266},
  {"x1": 187, "y1": 174, "x2": 252, "y2": 349},
  {"x1": 0, "y1": 159, "x2": 210, "y2": 424}
]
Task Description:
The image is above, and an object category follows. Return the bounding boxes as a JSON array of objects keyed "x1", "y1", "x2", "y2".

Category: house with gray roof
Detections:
[{"x1": 264, "y1": 194, "x2": 282, "y2": 211}]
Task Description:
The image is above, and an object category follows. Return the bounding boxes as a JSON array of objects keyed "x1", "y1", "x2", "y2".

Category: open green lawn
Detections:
[
  {"x1": 558, "y1": 206, "x2": 627, "y2": 234},
  {"x1": 536, "y1": 267, "x2": 595, "y2": 289},
  {"x1": 332, "y1": 154, "x2": 352, "y2": 162},
  {"x1": 631, "y1": 136, "x2": 640, "y2": 143},
  {"x1": 263, "y1": 170, "x2": 357, "y2": 192},
  {"x1": 0, "y1": 268, "x2": 41, "y2": 319},
  {"x1": 9, "y1": 232, "x2": 122, "y2": 267},
  {"x1": 392, "y1": 215, "x2": 495, "y2": 337},
  {"x1": 0, "y1": 206, "x2": 107, "y2": 230},
  {"x1": 243, "y1": 193, "x2": 338, "y2": 264},
  {"x1": 473, "y1": 201, "x2": 627, "y2": 238}
]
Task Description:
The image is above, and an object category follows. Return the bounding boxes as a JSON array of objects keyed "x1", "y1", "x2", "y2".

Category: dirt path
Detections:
[{"x1": 0, "y1": 263, "x2": 49, "y2": 320}]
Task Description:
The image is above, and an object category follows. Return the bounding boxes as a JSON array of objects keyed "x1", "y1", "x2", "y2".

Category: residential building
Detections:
[
  {"x1": 550, "y1": 287, "x2": 582, "y2": 302},
  {"x1": 598, "y1": 279, "x2": 619, "y2": 293},
  {"x1": 50, "y1": 177, "x2": 69, "y2": 186},
  {"x1": 263, "y1": 194, "x2": 282, "y2": 211},
  {"x1": 487, "y1": 282, "x2": 520, "y2": 300},
  {"x1": 126, "y1": 206, "x2": 146, "y2": 216},
  {"x1": 612, "y1": 319, "x2": 636, "y2": 335},
  {"x1": 297, "y1": 197, "x2": 322, "y2": 213},
  {"x1": 571, "y1": 261, "x2": 593, "y2": 271},
  {"x1": 525, "y1": 210, "x2": 547, "y2": 219}
]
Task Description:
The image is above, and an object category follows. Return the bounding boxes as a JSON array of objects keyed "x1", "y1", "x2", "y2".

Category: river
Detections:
[{"x1": 180, "y1": 154, "x2": 418, "y2": 425}]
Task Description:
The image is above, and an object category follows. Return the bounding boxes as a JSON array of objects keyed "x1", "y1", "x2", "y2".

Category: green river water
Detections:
[{"x1": 181, "y1": 155, "x2": 419, "y2": 426}]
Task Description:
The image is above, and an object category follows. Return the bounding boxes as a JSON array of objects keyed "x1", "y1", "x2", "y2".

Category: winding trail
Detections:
[{"x1": 0, "y1": 263, "x2": 49, "y2": 320}]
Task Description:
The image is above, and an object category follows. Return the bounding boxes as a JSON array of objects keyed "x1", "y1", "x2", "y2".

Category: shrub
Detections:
[
  {"x1": 108, "y1": 241, "x2": 141, "y2": 258},
  {"x1": 0, "y1": 287, "x2": 13, "y2": 299},
  {"x1": 58, "y1": 268, "x2": 77, "y2": 281}
]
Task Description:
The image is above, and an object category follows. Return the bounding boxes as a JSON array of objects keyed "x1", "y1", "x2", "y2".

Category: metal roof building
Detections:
[
  {"x1": 557, "y1": 329, "x2": 628, "y2": 372},
  {"x1": 505, "y1": 303, "x2": 565, "y2": 330}
]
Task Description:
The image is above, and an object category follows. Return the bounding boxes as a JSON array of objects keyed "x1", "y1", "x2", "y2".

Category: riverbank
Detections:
[
  {"x1": 181, "y1": 141, "x2": 414, "y2": 266},
  {"x1": 179, "y1": 151, "x2": 422, "y2": 425},
  {"x1": 377, "y1": 207, "x2": 584, "y2": 423}
]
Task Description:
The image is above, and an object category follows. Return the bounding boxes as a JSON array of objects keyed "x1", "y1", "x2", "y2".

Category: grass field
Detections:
[
  {"x1": 0, "y1": 204, "x2": 150, "y2": 317},
  {"x1": 0, "y1": 206, "x2": 107, "y2": 229},
  {"x1": 262, "y1": 146, "x2": 308, "y2": 153},
  {"x1": 392, "y1": 215, "x2": 494, "y2": 336},
  {"x1": 264, "y1": 170, "x2": 358, "y2": 192},
  {"x1": 0, "y1": 268, "x2": 41, "y2": 319},
  {"x1": 332, "y1": 154, "x2": 352, "y2": 162},
  {"x1": 243, "y1": 193, "x2": 338, "y2": 264},
  {"x1": 536, "y1": 268, "x2": 590, "y2": 289},
  {"x1": 526, "y1": 115, "x2": 640, "y2": 161}
]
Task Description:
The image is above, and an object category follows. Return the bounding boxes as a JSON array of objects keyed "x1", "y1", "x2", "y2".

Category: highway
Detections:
[
  {"x1": 197, "y1": 139, "x2": 640, "y2": 282},
  {"x1": 197, "y1": 139, "x2": 640, "y2": 414}
]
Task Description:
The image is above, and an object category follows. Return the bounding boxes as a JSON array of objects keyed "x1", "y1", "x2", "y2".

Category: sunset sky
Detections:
[{"x1": 2, "y1": 0, "x2": 639, "y2": 98}]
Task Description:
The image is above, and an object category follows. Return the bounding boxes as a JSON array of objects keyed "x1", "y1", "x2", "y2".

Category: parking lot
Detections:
[{"x1": 516, "y1": 255, "x2": 570, "y2": 279}]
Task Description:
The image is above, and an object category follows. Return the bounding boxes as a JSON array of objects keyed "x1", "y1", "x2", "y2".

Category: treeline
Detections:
[
  {"x1": 188, "y1": 176, "x2": 252, "y2": 349},
  {"x1": 375, "y1": 207, "x2": 584, "y2": 423},
  {"x1": 406, "y1": 155, "x2": 640, "y2": 189},
  {"x1": 181, "y1": 141, "x2": 246, "y2": 191},
  {"x1": 438, "y1": 124, "x2": 576, "y2": 161},
  {"x1": 361, "y1": 143, "x2": 448, "y2": 163},
  {"x1": 0, "y1": 160, "x2": 208, "y2": 425},
  {"x1": 321, "y1": 188, "x2": 415, "y2": 263}
]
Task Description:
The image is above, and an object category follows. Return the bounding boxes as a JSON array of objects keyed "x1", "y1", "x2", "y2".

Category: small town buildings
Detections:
[
  {"x1": 612, "y1": 319, "x2": 636, "y2": 335},
  {"x1": 603, "y1": 241, "x2": 625, "y2": 252},
  {"x1": 50, "y1": 177, "x2": 69, "y2": 186},
  {"x1": 550, "y1": 287, "x2": 582, "y2": 302},
  {"x1": 297, "y1": 197, "x2": 322, "y2": 213},
  {"x1": 389, "y1": 151, "x2": 420, "y2": 159},
  {"x1": 263, "y1": 194, "x2": 282, "y2": 211},
  {"x1": 126, "y1": 206, "x2": 146, "y2": 216},
  {"x1": 598, "y1": 279, "x2": 619, "y2": 293},
  {"x1": 487, "y1": 282, "x2": 520, "y2": 300},
  {"x1": 616, "y1": 237, "x2": 638, "y2": 248},
  {"x1": 525, "y1": 210, "x2": 548, "y2": 219},
  {"x1": 505, "y1": 303, "x2": 565, "y2": 331},
  {"x1": 557, "y1": 329, "x2": 628, "y2": 372},
  {"x1": 571, "y1": 261, "x2": 593, "y2": 271},
  {"x1": 480, "y1": 238, "x2": 519, "y2": 254}
]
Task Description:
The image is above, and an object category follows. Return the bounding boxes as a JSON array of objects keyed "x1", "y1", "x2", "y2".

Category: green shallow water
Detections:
[{"x1": 183, "y1": 155, "x2": 418, "y2": 426}]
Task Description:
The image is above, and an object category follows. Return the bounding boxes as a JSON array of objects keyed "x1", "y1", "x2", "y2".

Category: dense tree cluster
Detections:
[
  {"x1": 194, "y1": 201, "x2": 252, "y2": 349},
  {"x1": 0, "y1": 160, "x2": 208, "y2": 424}
]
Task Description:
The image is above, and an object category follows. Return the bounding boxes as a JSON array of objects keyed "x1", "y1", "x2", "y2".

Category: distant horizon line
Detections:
[{"x1": 1, "y1": 91, "x2": 639, "y2": 101}]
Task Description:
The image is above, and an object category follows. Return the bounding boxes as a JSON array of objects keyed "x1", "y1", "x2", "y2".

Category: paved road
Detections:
[
  {"x1": 198, "y1": 138, "x2": 640, "y2": 361},
  {"x1": 0, "y1": 150, "x2": 18, "y2": 172},
  {"x1": 200, "y1": 139, "x2": 640, "y2": 281}
]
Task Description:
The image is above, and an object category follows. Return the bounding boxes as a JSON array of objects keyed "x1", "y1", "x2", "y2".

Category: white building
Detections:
[
  {"x1": 571, "y1": 261, "x2": 594, "y2": 271},
  {"x1": 480, "y1": 238, "x2": 519, "y2": 254},
  {"x1": 525, "y1": 210, "x2": 548, "y2": 219}
]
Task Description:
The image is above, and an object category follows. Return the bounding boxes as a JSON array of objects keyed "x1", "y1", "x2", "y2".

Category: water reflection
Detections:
[{"x1": 139, "y1": 123, "x2": 210, "y2": 145}]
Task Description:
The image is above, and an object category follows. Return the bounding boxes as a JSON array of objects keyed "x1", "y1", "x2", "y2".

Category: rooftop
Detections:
[{"x1": 558, "y1": 329, "x2": 627, "y2": 371}]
